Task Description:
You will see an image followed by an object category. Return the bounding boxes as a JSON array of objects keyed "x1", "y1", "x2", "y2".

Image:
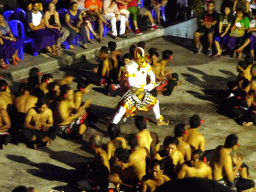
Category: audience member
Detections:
[
  {"x1": 214, "y1": 6, "x2": 234, "y2": 57},
  {"x1": 233, "y1": 0, "x2": 250, "y2": 16},
  {"x1": 64, "y1": 2, "x2": 88, "y2": 49},
  {"x1": 84, "y1": 0, "x2": 111, "y2": 43},
  {"x1": 194, "y1": 1, "x2": 218, "y2": 56},
  {"x1": 127, "y1": 0, "x2": 159, "y2": 35},
  {"x1": 27, "y1": 1, "x2": 59, "y2": 57},
  {"x1": 116, "y1": 0, "x2": 132, "y2": 32},
  {"x1": 45, "y1": 2, "x2": 70, "y2": 51},
  {"x1": 227, "y1": 9, "x2": 250, "y2": 59},
  {"x1": 0, "y1": 14, "x2": 25, "y2": 67},
  {"x1": 103, "y1": 0, "x2": 127, "y2": 39},
  {"x1": 149, "y1": 0, "x2": 168, "y2": 24}
]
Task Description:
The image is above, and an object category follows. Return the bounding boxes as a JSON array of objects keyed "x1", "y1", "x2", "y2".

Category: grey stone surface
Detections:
[{"x1": 1, "y1": 36, "x2": 256, "y2": 192}]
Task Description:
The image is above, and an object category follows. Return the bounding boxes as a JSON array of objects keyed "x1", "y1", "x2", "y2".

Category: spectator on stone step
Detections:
[
  {"x1": 227, "y1": 9, "x2": 250, "y2": 59},
  {"x1": 214, "y1": 6, "x2": 234, "y2": 57},
  {"x1": 84, "y1": 0, "x2": 111, "y2": 43},
  {"x1": 64, "y1": 2, "x2": 88, "y2": 49},
  {"x1": 194, "y1": 1, "x2": 218, "y2": 56},
  {"x1": 45, "y1": 2, "x2": 70, "y2": 52},
  {"x1": 0, "y1": 14, "x2": 25, "y2": 67},
  {"x1": 27, "y1": 1, "x2": 59, "y2": 57},
  {"x1": 127, "y1": 0, "x2": 160, "y2": 35}
]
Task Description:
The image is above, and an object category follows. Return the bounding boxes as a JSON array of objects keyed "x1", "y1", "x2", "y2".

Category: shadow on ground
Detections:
[{"x1": 182, "y1": 67, "x2": 237, "y2": 106}]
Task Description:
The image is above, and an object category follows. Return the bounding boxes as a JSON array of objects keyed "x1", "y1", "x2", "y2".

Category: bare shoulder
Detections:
[
  {"x1": 177, "y1": 150, "x2": 184, "y2": 158},
  {"x1": 27, "y1": 107, "x2": 36, "y2": 114},
  {"x1": 163, "y1": 174, "x2": 171, "y2": 181}
]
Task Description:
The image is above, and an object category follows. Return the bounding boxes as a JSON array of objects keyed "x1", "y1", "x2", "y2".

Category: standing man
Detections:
[{"x1": 194, "y1": 1, "x2": 218, "y2": 56}]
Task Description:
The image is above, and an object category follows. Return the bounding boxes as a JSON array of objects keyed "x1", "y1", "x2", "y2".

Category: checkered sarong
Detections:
[{"x1": 120, "y1": 90, "x2": 158, "y2": 117}]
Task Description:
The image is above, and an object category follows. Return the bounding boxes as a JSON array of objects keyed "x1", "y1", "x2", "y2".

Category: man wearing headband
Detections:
[
  {"x1": 183, "y1": 114, "x2": 205, "y2": 152},
  {"x1": 23, "y1": 98, "x2": 58, "y2": 149},
  {"x1": 38, "y1": 74, "x2": 53, "y2": 95},
  {"x1": 210, "y1": 134, "x2": 255, "y2": 192},
  {"x1": 0, "y1": 80, "x2": 13, "y2": 115},
  {"x1": 150, "y1": 49, "x2": 181, "y2": 96},
  {"x1": 174, "y1": 124, "x2": 191, "y2": 161},
  {"x1": 54, "y1": 85, "x2": 87, "y2": 138},
  {"x1": 110, "y1": 47, "x2": 169, "y2": 126},
  {"x1": 177, "y1": 149, "x2": 212, "y2": 179}
]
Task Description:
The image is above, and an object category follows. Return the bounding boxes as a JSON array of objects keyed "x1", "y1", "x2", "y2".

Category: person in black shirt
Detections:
[
  {"x1": 214, "y1": 6, "x2": 234, "y2": 57},
  {"x1": 194, "y1": 1, "x2": 218, "y2": 56}
]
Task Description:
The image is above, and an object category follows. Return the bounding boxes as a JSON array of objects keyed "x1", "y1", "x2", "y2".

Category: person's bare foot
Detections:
[
  {"x1": 69, "y1": 45, "x2": 75, "y2": 50},
  {"x1": 243, "y1": 122, "x2": 253, "y2": 127},
  {"x1": 157, "y1": 120, "x2": 169, "y2": 126}
]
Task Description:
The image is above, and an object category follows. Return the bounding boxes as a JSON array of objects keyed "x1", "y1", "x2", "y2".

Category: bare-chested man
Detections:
[
  {"x1": 54, "y1": 85, "x2": 87, "y2": 138},
  {"x1": 108, "y1": 41, "x2": 122, "y2": 69},
  {"x1": 98, "y1": 46, "x2": 118, "y2": 85},
  {"x1": 174, "y1": 124, "x2": 191, "y2": 161},
  {"x1": 23, "y1": 98, "x2": 59, "y2": 148},
  {"x1": 107, "y1": 124, "x2": 127, "y2": 160},
  {"x1": 45, "y1": 82, "x2": 60, "y2": 111},
  {"x1": 0, "y1": 107, "x2": 11, "y2": 149},
  {"x1": 154, "y1": 136, "x2": 184, "y2": 179},
  {"x1": 177, "y1": 149, "x2": 212, "y2": 179},
  {"x1": 37, "y1": 74, "x2": 53, "y2": 97},
  {"x1": 142, "y1": 160, "x2": 170, "y2": 192},
  {"x1": 128, "y1": 133, "x2": 148, "y2": 181},
  {"x1": 89, "y1": 135, "x2": 110, "y2": 172},
  {"x1": 108, "y1": 148, "x2": 138, "y2": 191},
  {"x1": 55, "y1": 73, "x2": 74, "y2": 87},
  {"x1": 74, "y1": 82, "x2": 92, "y2": 110},
  {"x1": 183, "y1": 115, "x2": 205, "y2": 152},
  {"x1": 150, "y1": 50, "x2": 181, "y2": 96},
  {"x1": 210, "y1": 134, "x2": 255, "y2": 191},
  {"x1": 135, "y1": 116, "x2": 152, "y2": 153},
  {"x1": 0, "y1": 80, "x2": 13, "y2": 115},
  {"x1": 15, "y1": 83, "x2": 38, "y2": 114},
  {"x1": 14, "y1": 83, "x2": 38, "y2": 129}
]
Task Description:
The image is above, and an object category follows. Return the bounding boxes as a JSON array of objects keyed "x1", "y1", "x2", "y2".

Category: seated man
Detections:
[
  {"x1": 135, "y1": 115, "x2": 152, "y2": 152},
  {"x1": 84, "y1": 0, "x2": 111, "y2": 43},
  {"x1": 183, "y1": 114, "x2": 205, "y2": 152},
  {"x1": 108, "y1": 148, "x2": 138, "y2": 190},
  {"x1": 0, "y1": 80, "x2": 13, "y2": 115},
  {"x1": 149, "y1": 0, "x2": 168, "y2": 24},
  {"x1": 0, "y1": 107, "x2": 11, "y2": 150},
  {"x1": 154, "y1": 136, "x2": 184, "y2": 179},
  {"x1": 74, "y1": 82, "x2": 91, "y2": 110},
  {"x1": 77, "y1": 135, "x2": 110, "y2": 192},
  {"x1": 54, "y1": 85, "x2": 87, "y2": 138},
  {"x1": 108, "y1": 41, "x2": 122, "y2": 69},
  {"x1": 23, "y1": 98, "x2": 59, "y2": 149},
  {"x1": 103, "y1": 0, "x2": 127, "y2": 38},
  {"x1": 38, "y1": 74, "x2": 54, "y2": 96},
  {"x1": 55, "y1": 73, "x2": 74, "y2": 87},
  {"x1": 210, "y1": 134, "x2": 255, "y2": 192},
  {"x1": 128, "y1": 133, "x2": 148, "y2": 181},
  {"x1": 174, "y1": 124, "x2": 191, "y2": 162},
  {"x1": 194, "y1": 1, "x2": 218, "y2": 56},
  {"x1": 45, "y1": 82, "x2": 60, "y2": 111},
  {"x1": 141, "y1": 160, "x2": 170, "y2": 192},
  {"x1": 150, "y1": 49, "x2": 181, "y2": 96},
  {"x1": 177, "y1": 149, "x2": 212, "y2": 179},
  {"x1": 14, "y1": 83, "x2": 38, "y2": 129},
  {"x1": 107, "y1": 124, "x2": 127, "y2": 160}
]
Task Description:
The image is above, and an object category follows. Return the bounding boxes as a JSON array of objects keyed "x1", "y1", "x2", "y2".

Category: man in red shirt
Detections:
[{"x1": 85, "y1": 0, "x2": 111, "y2": 42}]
